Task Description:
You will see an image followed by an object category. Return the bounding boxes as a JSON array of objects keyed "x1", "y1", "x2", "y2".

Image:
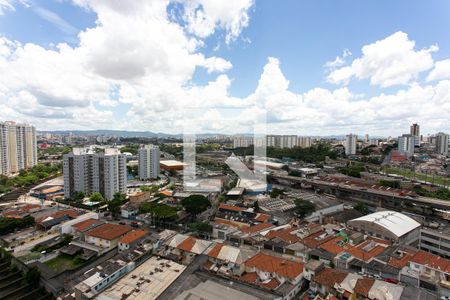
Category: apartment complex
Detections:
[
  {"x1": 0, "y1": 121, "x2": 37, "y2": 176},
  {"x1": 232, "y1": 135, "x2": 312, "y2": 149},
  {"x1": 63, "y1": 148, "x2": 127, "y2": 200},
  {"x1": 398, "y1": 134, "x2": 415, "y2": 157},
  {"x1": 436, "y1": 132, "x2": 449, "y2": 156},
  {"x1": 345, "y1": 134, "x2": 357, "y2": 155},
  {"x1": 138, "y1": 145, "x2": 160, "y2": 180}
]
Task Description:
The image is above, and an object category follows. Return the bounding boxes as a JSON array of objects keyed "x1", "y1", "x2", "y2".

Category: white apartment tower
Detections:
[
  {"x1": 0, "y1": 121, "x2": 37, "y2": 176},
  {"x1": 345, "y1": 134, "x2": 357, "y2": 155},
  {"x1": 435, "y1": 132, "x2": 449, "y2": 156},
  {"x1": 297, "y1": 137, "x2": 312, "y2": 148},
  {"x1": 398, "y1": 134, "x2": 415, "y2": 157},
  {"x1": 63, "y1": 148, "x2": 127, "y2": 200},
  {"x1": 138, "y1": 145, "x2": 160, "y2": 180}
]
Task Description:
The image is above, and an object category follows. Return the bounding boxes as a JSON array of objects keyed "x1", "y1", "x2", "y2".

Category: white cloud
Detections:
[
  {"x1": 34, "y1": 7, "x2": 78, "y2": 34},
  {"x1": 200, "y1": 56, "x2": 232, "y2": 73},
  {"x1": 0, "y1": 0, "x2": 14, "y2": 15},
  {"x1": 177, "y1": 0, "x2": 254, "y2": 44},
  {"x1": 427, "y1": 59, "x2": 450, "y2": 82},
  {"x1": 324, "y1": 48, "x2": 352, "y2": 69},
  {"x1": 327, "y1": 31, "x2": 438, "y2": 87}
]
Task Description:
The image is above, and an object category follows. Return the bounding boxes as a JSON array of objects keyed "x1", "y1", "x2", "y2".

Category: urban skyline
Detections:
[{"x1": 1, "y1": 1, "x2": 450, "y2": 135}]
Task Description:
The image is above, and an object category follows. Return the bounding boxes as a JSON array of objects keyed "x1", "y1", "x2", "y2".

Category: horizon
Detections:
[{"x1": 1, "y1": 1, "x2": 450, "y2": 136}]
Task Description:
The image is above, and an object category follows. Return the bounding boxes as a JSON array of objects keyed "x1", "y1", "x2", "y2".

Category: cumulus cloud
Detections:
[
  {"x1": 324, "y1": 48, "x2": 352, "y2": 69},
  {"x1": 327, "y1": 31, "x2": 438, "y2": 87},
  {"x1": 0, "y1": 0, "x2": 14, "y2": 15},
  {"x1": 177, "y1": 0, "x2": 254, "y2": 44},
  {"x1": 427, "y1": 59, "x2": 450, "y2": 82}
]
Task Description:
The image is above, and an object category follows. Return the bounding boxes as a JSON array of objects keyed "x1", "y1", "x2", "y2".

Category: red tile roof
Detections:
[
  {"x1": 72, "y1": 218, "x2": 102, "y2": 231},
  {"x1": 245, "y1": 252, "x2": 303, "y2": 280},
  {"x1": 86, "y1": 223, "x2": 132, "y2": 240},
  {"x1": 240, "y1": 272, "x2": 281, "y2": 290},
  {"x1": 241, "y1": 222, "x2": 273, "y2": 234},
  {"x1": 52, "y1": 209, "x2": 80, "y2": 219},
  {"x1": 265, "y1": 226, "x2": 300, "y2": 243},
  {"x1": 354, "y1": 278, "x2": 375, "y2": 297},
  {"x1": 313, "y1": 267, "x2": 348, "y2": 287},
  {"x1": 410, "y1": 250, "x2": 450, "y2": 273},
  {"x1": 207, "y1": 243, "x2": 224, "y2": 258},
  {"x1": 119, "y1": 229, "x2": 147, "y2": 244},
  {"x1": 255, "y1": 213, "x2": 271, "y2": 223},
  {"x1": 388, "y1": 248, "x2": 417, "y2": 269},
  {"x1": 303, "y1": 230, "x2": 335, "y2": 248},
  {"x1": 177, "y1": 236, "x2": 197, "y2": 252},
  {"x1": 219, "y1": 204, "x2": 244, "y2": 212}
]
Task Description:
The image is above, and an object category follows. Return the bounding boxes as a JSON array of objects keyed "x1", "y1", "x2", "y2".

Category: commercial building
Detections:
[
  {"x1": 160, "y1": 159, "x2": 187, "y2": 170},
  {"x1": 398, "y1": 134, "x2": 415, "y2": 157},
  {"x1": 63, "y1": 148, "x2": 127, "y2": 200},
  {"x1": 436, "y1": 132, "x2": 449, "y2": 156},
  {"x1": 0, "y1": 121, "x2": 37, "y2": 176},
  {"x1": 345, "y1": 134, "x2": 357, "y2": 155},
  {"x1": 419, "y1": 228, "x2": 450, "y2": 259},
  {"x1": 347, "y1": 211, "x2": 421, "y2": 244},
  {"x1": 174, "y1": 280, "x2": 259, "y2": 300},
  {"x1": 138, "y1": 144, "x2": 160, "y2": 180}
]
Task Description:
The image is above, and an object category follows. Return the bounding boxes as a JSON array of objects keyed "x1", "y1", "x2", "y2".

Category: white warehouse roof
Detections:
[{"x1": 349, "y1": 210, "x2": 421, "y2": 238}]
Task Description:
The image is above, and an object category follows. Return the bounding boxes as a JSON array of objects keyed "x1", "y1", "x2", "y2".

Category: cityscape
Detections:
[{"x1": 1, "y1": 1, "x2": 450, "y2": 300}]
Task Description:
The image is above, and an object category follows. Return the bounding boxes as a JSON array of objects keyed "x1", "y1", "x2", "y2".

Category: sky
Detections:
[{"x1": 1, "y1": 0, "x2": 450, "y2": 136}]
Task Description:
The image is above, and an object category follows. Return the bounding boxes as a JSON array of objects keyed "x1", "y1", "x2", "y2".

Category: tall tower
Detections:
[
  {"x1": 410, "y1": 123, "x2": 420, "y2": 146},
  {"x1": 345, "y1": 134, "x2": 357, "y2": 155},
  {"x1": 0, "y1": 121, "x2": 37, "y2": 176},
  {"x1": 138, "y1": 145, "x2": 160, "y2": 180}
]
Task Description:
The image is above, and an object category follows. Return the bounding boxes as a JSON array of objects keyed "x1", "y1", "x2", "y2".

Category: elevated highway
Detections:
[{"x1": 270, "y1": 174, "x2": 450, "y2": 214}]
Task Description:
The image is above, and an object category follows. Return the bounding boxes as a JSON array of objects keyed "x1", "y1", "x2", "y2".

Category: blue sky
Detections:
[{"x1": 1, "y1": 0, "x2": 450, "y2": 135}]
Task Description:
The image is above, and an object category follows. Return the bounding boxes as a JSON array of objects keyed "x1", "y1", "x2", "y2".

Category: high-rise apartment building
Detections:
[
  {"x1": 297, "y1": 136, "x2": 312, "y2": 148},
  {"x1": 138, "y1": 145, "x2": 160, "y2": 180},
  {"x1": 435, "y1": 132, "x2": 449, "y2": 156},
  {"x1": 232, "y1": 136, "x2": 254, "y2": 148},
  {"x1": 63, "y1": 148, "x2": 127, "y2": 200},
  {"x1": 410, "y1": 123, "x2": 420, "y2": 146},
  {"x1": 398, "y1": 134, "x2": 415, "y2": 157},
  {"x1": 0, "y1": 121, "x2": 37, "y2": 176},
  {"x1": 345, "y1": 134, "x2": 357, "y2": 155}
]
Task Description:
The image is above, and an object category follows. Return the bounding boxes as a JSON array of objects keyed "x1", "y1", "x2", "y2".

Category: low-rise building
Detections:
[
  {"x1": 85, "y1": 223, "x2": 132, "y2": 249},
  {"x1": 118, "y1": 229, "x2": 148, "y2": 252}
]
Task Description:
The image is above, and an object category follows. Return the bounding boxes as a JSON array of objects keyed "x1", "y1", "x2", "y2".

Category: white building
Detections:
[
  {"x1": 233, "y1": 136, "x2": 253, "y2": 148},
  {"x1": 436, "y1": 132, "x2": 449, "y2": 156},
  {"x1": 345, "y1": 134, "x2": 357, "y2": 156},
  {"x1": 398, "y1": 134, "x2": 415, "y2": 157},
  {"x1": 138, "y1": 145, "x2": 160, "y2": 180},
  {"x1": 347, "y1": 210, "x2": 421, "y2": 244},
  {"x1": 298, "y1": 136, "x2": 312, "y2": 148},
  {"x1": 0, "y1": 121, "x2": 37, "y2": 176},
  {"x1": 63, "y1": 148, "x2": 127, "y2": 200}
]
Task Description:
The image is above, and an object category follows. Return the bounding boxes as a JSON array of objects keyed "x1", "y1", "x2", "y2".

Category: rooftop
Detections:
[
  {"x1": 119, "y1": 229, "x2": 148, "y2": 244},
  {"x1": 72, "y1": 218, "x2": 103, "y2": 232},
  {"x1": 86, "y1": 223, "x2": 132, "y2": 240},
  {"x1": 348, "y1": 210, "x2": 421, "y2": 238},
  {"x1": 244, "y1": 252, "x2": 303, "y2": 280}
]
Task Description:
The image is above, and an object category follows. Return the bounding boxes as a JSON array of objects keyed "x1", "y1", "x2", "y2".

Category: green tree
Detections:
[
  {"x1": 270, "y1": 188, "x2": 285, "y2": 198},
  {"x1": 89, "y1": 192, "x2": 105, "y2": 203},
  {"x1": 181, "y1": 195, "x2": 211, "y2": 216},
  {"x1": 188, "y1": 222, "x2": 213, "y2": 233},
  {"x1": 25, "y1": 266, "x2": 41, "y2": 287},
  {"x1": 73, "y1": 191, "x2": 85, "y2": 202},
  {"x1": 353, "y1": 203, "x2": 369, "y2": 215},
  {"x1": 294, "y1": 199, "x2": 316, "y2": 218},
  {"x1": 108, "y1": 192, "x2": 127, "y2": 217}
]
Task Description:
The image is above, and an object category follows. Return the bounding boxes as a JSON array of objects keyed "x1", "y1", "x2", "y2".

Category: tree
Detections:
[
  {"x1": 294, "y1": 199, "x2": 316, "y2": 218},
  {"x1": 181, "y1": 195, "x2": 211, "y2": 216},
  {"x1": 25, "y1": 266, "x2": 41, "y2": 287},
  {"x1": 353, "y1": 203, "x2": 369, "y2": 215},
  {"x1": 108, "y1": 192, "x2": 127, "y2": 217},
  {"x1": 270, "y1": 188, "x2": 285, "y2": 198},
  {"x1": 89, "y1": 192, "x2": 104, "y2": 203},
  {"x1": 73, "y1": 191, "x2": 85, "y2": 202},
  {"x1": 188, "y1": 222, "x2": 213, "y2": 233}
]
